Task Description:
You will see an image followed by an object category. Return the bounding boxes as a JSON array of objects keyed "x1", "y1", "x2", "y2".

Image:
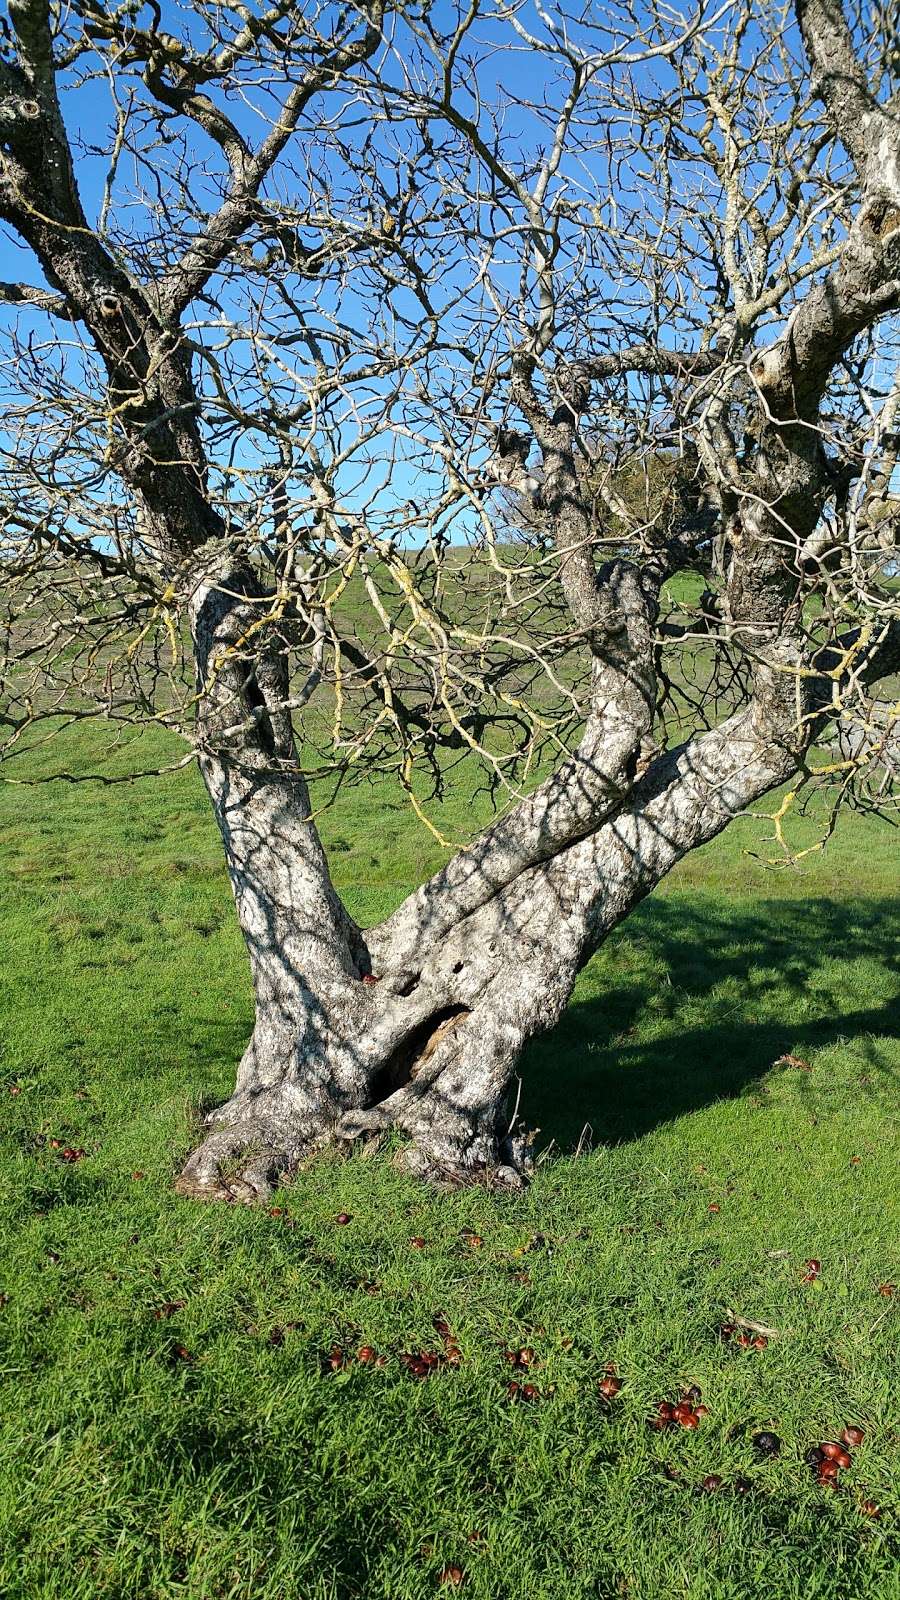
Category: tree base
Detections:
[
  {"x1": 175, "y1": 1094, "x2": 535, "y2": 1202},
  {"x1": 174, "y1": 1118, "x2": 300, "y2": 1203}
]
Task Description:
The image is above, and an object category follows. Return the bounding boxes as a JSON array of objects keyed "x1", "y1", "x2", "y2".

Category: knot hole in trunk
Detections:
[{"x1": 367, "y1": 1004, "x2": 470, "y2": 1107}]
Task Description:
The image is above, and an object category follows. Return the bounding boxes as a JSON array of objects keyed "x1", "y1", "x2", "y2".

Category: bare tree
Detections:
[{"x1": 0, "y1": 0, "x2": 897, "y2": 1198}]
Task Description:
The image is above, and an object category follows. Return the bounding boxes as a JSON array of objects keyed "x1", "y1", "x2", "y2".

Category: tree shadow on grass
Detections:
[{"x1": 521, "y1": 895, "x2": 900, "y2": 1152}]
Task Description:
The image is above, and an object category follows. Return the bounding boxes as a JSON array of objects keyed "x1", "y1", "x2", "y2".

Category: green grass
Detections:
[{"x1": 1, "y1": 724, "x2": 899, "y2": 1599}]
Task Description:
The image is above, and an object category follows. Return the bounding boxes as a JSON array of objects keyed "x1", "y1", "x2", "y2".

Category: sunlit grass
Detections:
[{"x1": 0, "y1": 724, "x2": 898, "y2": 1599}]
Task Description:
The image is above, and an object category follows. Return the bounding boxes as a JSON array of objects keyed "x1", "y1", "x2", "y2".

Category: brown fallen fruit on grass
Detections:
[
  {"x1": 673, "y1": 1402, "x2": 700, "y2": 1428},
  {"x1": 326, "y1": 1345, "x2": 347, "y2": 1371},
  {"x1": 801, "y1": 1259, "x2": 822, "y2": 1284},
  {"x1": 335, "y1": 1212, "x2": 353, "y2": 1225},
  {"x1": 153, "y1": 1300, "x2": 186, "y2": 1320},
  {"x1": 877, "y1": 1283, "x2": 896, "y2": 1297},
  {"x1": 438, "y1": 1567, "x2": 465, "y2": 1587},
  {"x1": 410, "y1": 1237, "x2": 426, "y2": 1249},
  {"x1": 357, "y1": 1346, "x2": 377, "y2": 1364},
  {"x1": 599, "y1": 1374, "x2": 623, "y2": 1398},
  {"x1": 842, "y1": 1426, "x2": 865, "y2": 1448},
  {"x1": 649, "y1": 1400, "x2": 675, "y2": 1430},
  {"x1": 860, "y1": 1500, "x2": 882, "y2": 1518},
  {"x1": 701, "y1": 1475, "x2": 723, "y2": 1492},
  {"x1": 816, "y1": 1460, "x2": 839, "y2": 1485},
  {"x1": 820, "y1": 1441, "x2": 852, "y2": 1469}
]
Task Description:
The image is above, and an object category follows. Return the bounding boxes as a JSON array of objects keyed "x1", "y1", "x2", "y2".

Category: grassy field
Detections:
[{"x1": 0, "y1": 722, "x2": 898, "y2": 1600}]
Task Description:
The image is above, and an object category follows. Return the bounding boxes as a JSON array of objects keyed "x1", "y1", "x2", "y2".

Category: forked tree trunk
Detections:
[{"x1": 176, "y1": 645, "x2": 802, "y2": 1200}]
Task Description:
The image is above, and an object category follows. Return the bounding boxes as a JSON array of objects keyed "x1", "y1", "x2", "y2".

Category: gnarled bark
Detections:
[{"x1": 176, "y1": 678, "x2": 805, "y2": 1199}]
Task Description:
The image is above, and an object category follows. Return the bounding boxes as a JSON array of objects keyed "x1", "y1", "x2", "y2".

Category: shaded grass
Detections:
[{"x1": 0, "y1": 725, "x2": 899, "y2": 1599}]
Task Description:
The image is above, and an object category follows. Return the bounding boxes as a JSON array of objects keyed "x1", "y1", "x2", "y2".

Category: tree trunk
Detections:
[{"x1": 177, "y1": 673, "x2": 802, "y2": 1199}]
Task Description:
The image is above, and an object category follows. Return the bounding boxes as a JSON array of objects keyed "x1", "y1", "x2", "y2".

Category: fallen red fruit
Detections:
[
  {"x1": 335, "y1": 1212, "x2": 353, "y2": 1225},
  {"x1": 701, "y1": 1474, "x2": 723, "y2": 1492},
  {"x1": 357, "y1": 1346, "x2": 376, "y2": 1364},
  {"x1": 803, "y1": 1259, "x2": 822, "y2": 1279},
  {"x1": 517, "y1": 1347, "x2": 536, "y2": 1367},
  {"x1": 131, "y1": 1171, "x2": 145, "y2": 1181},
  {"x1": 708, "y1": 1203, "x2": 721, "y2": 1213},
  {"x1": 695, "y1": 1404, "x2": 710, "y2": 1417},
  {"x1": 444, "y1": 1344, "x2": 462, "y2": 1366},
  {"x1": 820, "y1": 1441, "x2": 851, "y2": 1467},
  {"x1": 878, "y1": 1283, "x2": 896, "y2": 1297},
  {"x1": 171, "y1": 1344, "x2": 193, "y2": 1362},
  {"x1": 61, "y1": 1147, "x2": 85, "y2": 1162},
  {"x1": 816, "y1": 1460, "x2": 839, "y2": 1484},
  {"x1": 599, "y1": 1374, "x2": 623, "y2": 1398},
  {"x1": 410, "y1": 1237, "x2": 426, "y2": 1249},
  {"x1": 438, "y1": 1567, "x2": 465, "y2": 1587},
  {"x1": 520, "y1": 1383, "x2": 539, "y2": 1401},
  {"x1": 327, "y1": 1345, "x2": 346, "y2": 1371},
  {"x1": 842, "y1": 1426, "x2": 865, "y2": 1448},
  {"x1": 361, "y1": 974, "x2": 380, "y2": 985},
  {"x1": 753, "y1": 1335, "x2": 768, "y2": 1350},
  {"x1": 433, "y1": 1314, "x2": 452, "y2": 1338},
  {"x1": 850, "y1": 1156, "x2": 861, "y2": 1165},
  {"x1": 860, "y1": 1500, "x2": 881, "y2": 1518},
  {"x1": 672, "y1": 1402, "x2": 695, "y2": 1424}
]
